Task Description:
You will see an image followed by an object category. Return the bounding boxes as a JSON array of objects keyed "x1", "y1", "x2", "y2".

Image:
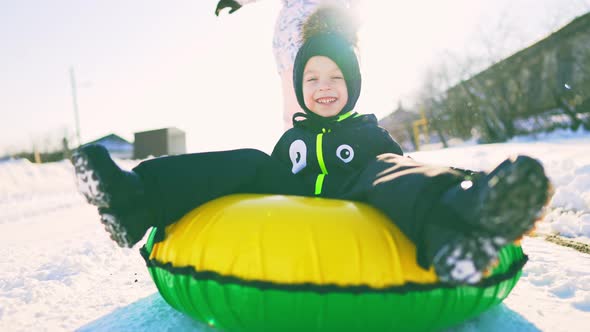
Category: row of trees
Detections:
[
  {"x1": 414, "y1": 13, "x2": 590, "y2": 145},
  {"x1": 1, "y1": 128, "x2": 74, "y2": 163}
]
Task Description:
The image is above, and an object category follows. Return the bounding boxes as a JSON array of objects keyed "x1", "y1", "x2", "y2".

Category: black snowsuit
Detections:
[{"x1": 133, "y1": 113, "x2": 477, "y2": 268}]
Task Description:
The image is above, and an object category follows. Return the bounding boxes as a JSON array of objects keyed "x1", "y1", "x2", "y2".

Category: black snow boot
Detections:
[
  {"x1": 71, "y1": 144, "x2": 153, "y2": 248},
  {"x1": 429, "y1": 155, "x2": 552, "y2": 284},
  {"x1": 441, "y1": 155, "x2": 551, "y2": 238}
]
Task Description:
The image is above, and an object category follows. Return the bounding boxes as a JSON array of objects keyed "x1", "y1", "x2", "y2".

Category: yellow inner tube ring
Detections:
[{"x1": 141, "y1": 194, "x2": 527, "y2": 331}]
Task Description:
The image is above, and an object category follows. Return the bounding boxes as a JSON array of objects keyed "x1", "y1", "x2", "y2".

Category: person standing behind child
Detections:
[{"x1": 215, "y1": 0, "x2": 359, "y2": 131}]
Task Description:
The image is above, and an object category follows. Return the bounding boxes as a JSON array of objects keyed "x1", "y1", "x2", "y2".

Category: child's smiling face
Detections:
[{"x1": 302, "y1": 56, "x2": 349, "y2": 117}]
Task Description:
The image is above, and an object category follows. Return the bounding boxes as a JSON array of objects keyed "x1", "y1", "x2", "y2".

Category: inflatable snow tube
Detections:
[{"x1": 141, "y1": 194, "x2": 527, "y2": 332}]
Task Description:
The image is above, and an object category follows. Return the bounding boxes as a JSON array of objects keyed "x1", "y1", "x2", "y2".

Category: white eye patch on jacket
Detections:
[{"x1": 289, "y1": 139, "x2": 308, "y2": 174}]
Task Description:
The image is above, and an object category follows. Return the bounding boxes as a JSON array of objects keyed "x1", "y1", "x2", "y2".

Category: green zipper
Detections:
[{"x1": 313, "y1": 111, "x2": 359, "y2": 195}]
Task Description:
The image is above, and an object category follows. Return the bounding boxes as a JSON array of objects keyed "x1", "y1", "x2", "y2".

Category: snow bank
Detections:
[{"x1": 1, "y1": 131, "x2": 589, "y2": 331}]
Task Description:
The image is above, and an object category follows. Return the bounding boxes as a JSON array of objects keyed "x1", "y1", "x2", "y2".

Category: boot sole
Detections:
[
  {"x1": 479, "y1": 156, "x2": 552, "y2": 241},
  {"x1": 99, "y1": 209, "x2": 132, "y2": 248},
  {"x1": 72, "y1": 150, "x2": 111, "y2": 208},
  {"x1": 72, "y1": 147, "x2": 134, "y2": 248}
]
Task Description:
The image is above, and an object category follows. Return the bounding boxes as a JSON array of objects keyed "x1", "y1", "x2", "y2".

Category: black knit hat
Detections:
[{"x1": 293, "y1": 32, "x2": 361, "y2": 118}]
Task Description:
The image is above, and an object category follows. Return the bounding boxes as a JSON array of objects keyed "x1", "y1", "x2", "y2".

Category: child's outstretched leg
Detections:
[
  {"x1": 73, "y1": 145, "x2": 306, "y2": 248},
  {"x1": 338, "y1": 154, "x2": 551, "y2": 285},
  {"x1": 430, "y1": 155, "x2": 552, "y2": 284},
  {"x1": 72, "y1": 144, "x2": 154, "y2": 247}
]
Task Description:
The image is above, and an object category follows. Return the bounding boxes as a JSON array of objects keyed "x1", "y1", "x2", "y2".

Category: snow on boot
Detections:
[
  {"x1": 97, "y1": 207, "x2": 154, "y2": 247},
  {"x1": 432, "y1": 231, "x2": 504, "y2": 284},
  {"x1": 441, "y1": 155, "x2": 552, "y2": 241},
  {"x1": 71, "y1": 144, "x2": 151, "y2": 247},
  {"x1": 423, "y1": 220, "x2": 503, "y2": 284}
]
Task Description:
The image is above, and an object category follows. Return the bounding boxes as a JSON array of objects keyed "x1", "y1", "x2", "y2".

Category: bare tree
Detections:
[
  {"x1": 416, "y1": 6, "x2": 590, "y2": 143},
  {"x1": 415, "y1": 65, "x2": 451, "y2": 148}
]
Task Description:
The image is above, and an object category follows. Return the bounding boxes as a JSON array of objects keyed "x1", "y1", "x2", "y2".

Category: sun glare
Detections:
[{"x1": 356, "y1": 1, "x2": 484, "y2": 117}]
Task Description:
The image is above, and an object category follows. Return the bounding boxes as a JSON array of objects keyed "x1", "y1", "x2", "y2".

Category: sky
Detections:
[
  {"x1": 1, "y1": 0, "x2": 590, "y2": 155},
  {"x1": 1, "y1": 129, "x2": 589, "y2": 331}
]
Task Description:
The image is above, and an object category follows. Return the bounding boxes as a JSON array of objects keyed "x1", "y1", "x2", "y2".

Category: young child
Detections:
[
  {"x1": 215, "y1": 0, "x2": 359, "y2": 130},
  {"x1": 72, "y1": 31, "x2": 551, "y2": 285}
]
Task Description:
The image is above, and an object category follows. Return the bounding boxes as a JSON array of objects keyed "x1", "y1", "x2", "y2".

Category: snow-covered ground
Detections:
[{"x1": 1, "y1": 129, "x2": 589, "y2": 332}]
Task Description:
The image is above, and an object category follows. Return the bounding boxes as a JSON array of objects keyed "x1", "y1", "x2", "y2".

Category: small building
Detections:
[
  {"x1": 83, "y1": 134, "x2": 133, "y2": 159},
  {"x1": 133, "y1": 127, "x2": 186, "y2": 159},
  {"x1": 0, "y1": 156, "x2": 14, "y2": 163}
]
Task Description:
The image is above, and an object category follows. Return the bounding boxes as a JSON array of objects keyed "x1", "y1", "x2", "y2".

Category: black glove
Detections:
[{"x1": 215, "y1": 0, "x2": 242, "y2": 16}]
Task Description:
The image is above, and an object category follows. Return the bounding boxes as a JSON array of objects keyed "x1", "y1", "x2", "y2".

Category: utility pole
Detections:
[{"x1": 70, "y1": 67, "x2": 82, "y2": 147}]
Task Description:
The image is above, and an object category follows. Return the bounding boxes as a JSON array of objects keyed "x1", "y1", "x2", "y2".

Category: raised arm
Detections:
[{"x1": 215, "y1": 0, "x2": 260, "y2": 16}]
